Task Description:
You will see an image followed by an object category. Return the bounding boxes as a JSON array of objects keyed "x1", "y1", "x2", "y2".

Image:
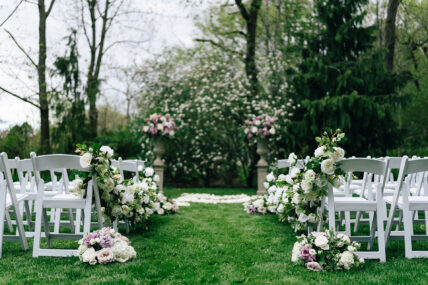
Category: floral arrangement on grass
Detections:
[
  {"x1": 244, "y1": 195, "x2": 269, "y2": 214},
  {"x1": 78, "y1": 227, "x2": 136, "y2": 265},
  {"x1": 76, "y1": 144, "x2": 172, "y2": 227},
  {"x1": 246, "y1": 129, "x2": 346, "y2": 231},
  {"x1": 292, "y1": 230, "x2": 364, "y2": 271},
  {"x1": 141, "y1": 113, "x2": 178, "y2": 137},
  {"x1": 268, "y1": 130, "x2": 346, "y2": 230},
  {"x1": 244, "y1": 115, "x2": 278, "y2": 140},
  {"x1": 155, "y1": 192, "x2": 179, "y2": 214}
]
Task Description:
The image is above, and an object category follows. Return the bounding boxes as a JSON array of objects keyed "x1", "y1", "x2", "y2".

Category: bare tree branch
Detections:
[
  {"x1": 46, "y1": 0, "x2": 56, "y2": 17},
  {"x1": 4, "y1": 29, "x2": 38, "y2": 68},
  {"x1": 102, "y1": 39, "x2": 147, "y2": 54},
  {"x1": 195, "y1": 38, "x2": 242, "y2": 56},
  {"x1": 0, "y1": 0, "x2": 24, "y2": 27},
  {"x1": 0, "y1": 86, "x2": 40, "y2": 108},
  {"x1": 235, "y1": 0, "x2": 249, "y2": 20}
]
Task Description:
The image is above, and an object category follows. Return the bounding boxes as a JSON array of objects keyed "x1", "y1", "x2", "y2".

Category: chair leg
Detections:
[
  {"x1": 24, "y1": 201, "x2": 33, "y2": 232},
  {"x1": 354, "y1": 211, "x2": 362, "y2": 232},
  {"x1": 53, "y1": 208, "x2": 61, "y2": 234},
  {"x1": 403, "y1": 204, "x2": 413, "y2": 258},
  {"x1": 0, "y1": 189, "x2": 7, "y2": 259},
  {"x1": 75, "y1": 209, "x2": 82, "y2": 235},
  {"x1": 368, "y1": 212, "x2": 377, "y2": 251},
  {"x1": 377, "y1": 199, "x2": 386, "y2": 262},
  {"x1": 67, "y1": 208, "x2": 75, "y2": 233},
  {"x1": 395, "y1": 211, "x2": 403, "y2": 231},
  {"x1": 12, "y1": 202, "x2": 28, "y2": 251},
  {"x1": 42, "y1": 208, "x2": 52, "y2": 249},
  {"x1": 345, "y1": 212, "x2": 351, "y2": 236},
  {"x1": 32, "y1": 199, "x2": 43, "y2": 257},
  {"x1": 425, "y1": 211, "x2": 428, "y2": 236},
  {"x1": 5, "y1": 211, "x2": 13, "y2": 233}
]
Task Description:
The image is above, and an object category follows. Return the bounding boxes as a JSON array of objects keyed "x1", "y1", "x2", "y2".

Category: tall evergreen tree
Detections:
[{"x1": 287, "y1": 0, "x2": 408, "y2": 156}]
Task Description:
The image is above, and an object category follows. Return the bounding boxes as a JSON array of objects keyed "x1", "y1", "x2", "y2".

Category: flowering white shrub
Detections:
[
  {"x1": 292, "y1": 230, "x2": 364, "y2": 271},
  {"x1": 77, "y1": 227, "x2": 136, "y2": 265},
  {"x1": 136, "y1": 47, "x2": 294, "y2": 185}
]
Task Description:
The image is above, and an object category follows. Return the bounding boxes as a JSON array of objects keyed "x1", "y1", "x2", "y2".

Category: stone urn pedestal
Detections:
[
  {"x1": 256, "y1": 138, "x2": 269, "y2": 195},
  {"x1": 153, "y1": 139, "x2": 166, "y2": 193}
]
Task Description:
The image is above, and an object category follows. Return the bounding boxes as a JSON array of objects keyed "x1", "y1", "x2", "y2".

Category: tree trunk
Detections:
[
  {"x1": 235, "y1": 0, "x2": 263, "y2": 98},
  {"x1": 85, "y1": 0, "x2": 110, "y2": 138},
  {"x1": 38, "y1": 0, "x2": 51, "y2": 154},
  {"x1": 384, "y1": 0, "x2": 401, "y2": 73}
]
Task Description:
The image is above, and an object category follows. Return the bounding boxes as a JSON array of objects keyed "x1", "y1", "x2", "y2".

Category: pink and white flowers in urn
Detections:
[
  {"x1": 141, "y1": 113, "x2": 178, "y2": 137},
  {"x1": 78, "y1": 227, "x2": 136, "y2": 265},
  {"x1": 244, "y1": 115, "x2": 278, "y2": 140},
  {"x1": 292, "y1": 230, "x2": 364, "y2": 271}
]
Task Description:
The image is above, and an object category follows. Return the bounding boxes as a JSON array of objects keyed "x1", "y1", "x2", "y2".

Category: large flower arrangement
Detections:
[
  {"x1": 244, "y1": 115, "x2": 278, "y2": 140},
  {"x1": 251, "y1": 130, "x2": 346, "y2": 230},
  {"x1": 141, "y1": 113, "x2": 178, "y2": 137},
  {"x1": 76, "y1": 144, "x2": 173, "y2": 226},
  {"x1": 78, "y1": 227, "x2": 136, "y2": 265},
  {"x1": 292, "y1": 230, "x2": 364, "y2": 271}
]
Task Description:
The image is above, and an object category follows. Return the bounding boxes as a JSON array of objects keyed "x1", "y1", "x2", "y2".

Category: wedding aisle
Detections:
[{"x1": 0, "y1": 188, "x2": 427, "y2": 284}]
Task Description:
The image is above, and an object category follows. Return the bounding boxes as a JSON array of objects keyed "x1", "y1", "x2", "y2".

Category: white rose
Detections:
[
  {"x1": 289, "y1": 167, "x2": 300, "y2": 178},
  {"x1": 288, "y1": 152, "x2": 297, "y2": 165},
  {"x1": 333, "y1": 176, "x2": 344, "y2": 188},
  {"x1": 77, "y1": 245, "x2": 88, "y2": 257},
  {"x1": 347, "y1": 245, "x2": 355, "y2": 252},
  {"x1": 301, "y1": 180, "x2": 313, "y2": 193},
  {"x1": 309, "y1": 249, "x2": 317, "y2": 256},
  {"x1": 269, "y1": 127, "x2": 276, "y2": 135},
  {"x1": 251, "y1": 126, "x2": 258, "y2": 133},
  {"x1": 330, "y1": 147, "x2": 345, "y2": 162},
  {"x1": 291, "y1": 242, "x2": 302, "y2": 262},
  {"x1": 80, "y1": 153, "x2": 93, "y2": 168},
  {"x1": 163, "y1": 202, "x2": 173, "y2": 211},
  {"x1": 307, "y1": 213, "x2": 317, "y2": 223},
  {"x1": 153, "y1": 174, "x2": 160, "y2": 182},
  {"x1": 277, "y1": 174, "x2": 287, "y2": 181},
  {"x1": 285, "y1": 175, "x2": 294, "y2": 184},
  {"x1": 339, "y1": 251, "x2": 355, "y2": 269},
  {"x1": 253, "y1": 199, "x2": 265, "y2": 208},
  {"x1": 314, "y1": 235, "x2": 330, "y2": 250},
  {"x1": 291, "y1": 194, "x2": 300, "y2": 205},
  {"x1": 314, "y1": 145, "x2": 326, "y2": 158},
  {"x1": 298, "y1": 212, "x2": 309, "y2": 223},
  {"x1": 100, "y1": 145, "x2": 114, "y2": 158},
  {"x1": 304, "y1": 170, "x2": 316, "y2": 181},
  {"x1": 145, "y1": 167, "x2": 154, "y2": 177},
  {"x1": 81, "y1": 247, "x2": 97, "y2": 265},
  {"x1": 266, "y1": 173, "x2": 275, "y2": 182},
  {"x1": 157, "y1": 208, "x2": 165, "y2": 215},
  {"x1": 263, "y1": 182, "x2": 269, "y2": 189},
  {"x1": 321, "y1": 159, "x2": 335, "y2": 175},
  {"x1": 267, "y1": 186, "x2": 277, "y2": 194},
  {"x1": 277, "y1": 203, "x2": 285, "y2": 213}
]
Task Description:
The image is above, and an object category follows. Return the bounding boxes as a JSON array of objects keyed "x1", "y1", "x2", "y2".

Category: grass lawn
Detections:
[{"x1": 1, "y1": 187, "x2": 428, "y2": 284}]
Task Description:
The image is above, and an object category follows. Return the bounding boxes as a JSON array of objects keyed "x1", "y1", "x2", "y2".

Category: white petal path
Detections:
[{"x1": 174, "y1": 193, "x2": 255, "y2": 207}]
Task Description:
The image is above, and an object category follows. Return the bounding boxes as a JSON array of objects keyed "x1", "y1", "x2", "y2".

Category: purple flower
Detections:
[
  {"x1": 99, "y1": 234, "x2": 114, "y2": 248},
  {"x1": 247, "y1": 133, "x2": 253, "y2": 139},
  {"x1": 300, "y1": 246, "x2": 316, "y2": 262},
  {"x1": 247, "y1": 206, "x2": 256, "y2": 213},
  {"x1": 84, "y1": 233, "x2": 98, "y2": 246}
]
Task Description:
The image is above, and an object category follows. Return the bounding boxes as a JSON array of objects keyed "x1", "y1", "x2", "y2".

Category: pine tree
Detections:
[{"x1": 287, "y1": 0, "x2": 408, "y2": 156}]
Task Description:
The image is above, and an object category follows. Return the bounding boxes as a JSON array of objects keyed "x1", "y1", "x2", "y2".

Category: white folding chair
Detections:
[
  {"x1": 385, "y1": 157, "x2": 428, "y2": 258},
  {"x1": 326, "y1": 158, "x2": 389, "y2": 262},
  {"x1": 0, "y1": 152, "x2": 29, "y2": 258},
  {"x1": 30, "y1": 153, "x2": 101, "y2": 257}
]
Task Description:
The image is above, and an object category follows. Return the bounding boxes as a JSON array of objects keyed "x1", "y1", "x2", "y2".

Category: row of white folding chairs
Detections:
[
  {"x1": 0, "y1": 152, "x2": 144, "y2": 258},
  {"x1": 277, "y1": 156, "x2": 428, "y2": 261}
]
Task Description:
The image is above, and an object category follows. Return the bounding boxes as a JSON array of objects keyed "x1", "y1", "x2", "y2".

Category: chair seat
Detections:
[
  {"x1": 328, "y1": 197, "x2": 377, "y2": 211},
  {"x1": 384, "y1": 196, "x2": 428, "y2": 210},
  {"x1": 6, "y1": 193, "x2": 28, "y2": 208},
  {"x1": 42, "y1": 193, "x2": 84, "y2": 208},
  {"x1": 13, "y1": 182, "x2": 32, "y2": 191}
]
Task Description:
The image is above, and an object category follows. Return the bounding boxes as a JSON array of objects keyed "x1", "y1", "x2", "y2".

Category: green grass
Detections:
[{"x1": 1, "y1": 188, "x2": 428, "y2": 284}]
